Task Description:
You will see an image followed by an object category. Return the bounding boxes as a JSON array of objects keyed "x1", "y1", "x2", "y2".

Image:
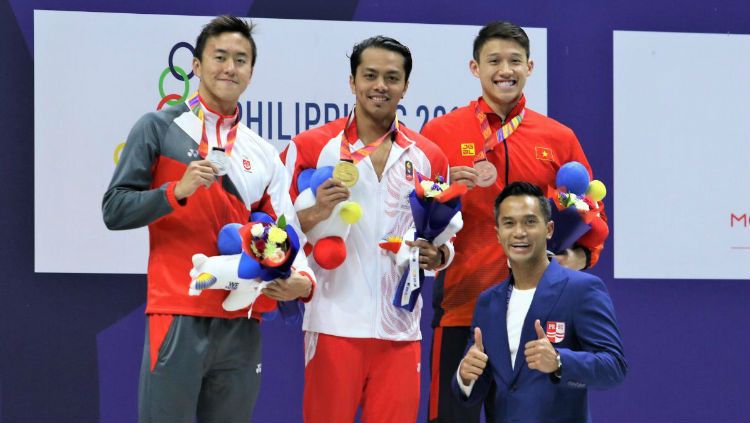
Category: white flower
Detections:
[
  {"x1": 574, "y1": 198, "x2": 590, "y2": 211},
  {"x1": 421, "y1": 180, "x2": 449, "y2": 198},
  {"x1": 250, "y1": 223, "x2": 264, "y2": 237}
]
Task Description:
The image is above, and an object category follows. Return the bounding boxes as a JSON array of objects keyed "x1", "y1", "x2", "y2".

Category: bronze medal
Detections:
[{"x1": 474, "y1": 160, "x2": 497, "y2": 187}]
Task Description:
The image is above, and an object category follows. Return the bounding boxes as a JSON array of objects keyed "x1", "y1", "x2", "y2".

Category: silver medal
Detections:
[{"x1": 206, "y1": 148, "x2": 228, "y2": 176}]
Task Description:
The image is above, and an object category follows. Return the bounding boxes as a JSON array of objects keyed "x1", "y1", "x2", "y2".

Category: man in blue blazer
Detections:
[{"x1": 454, "y1": 181, "x2": 626, "y2": 423}]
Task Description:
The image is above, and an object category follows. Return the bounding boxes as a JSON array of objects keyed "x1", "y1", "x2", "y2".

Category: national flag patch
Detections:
[
  {"x1": 546, "y1": 321, "x2": 566, "y2": 343},
  {"x1": 535, "y1": 146, "x2": 554, "y2": 161},
  {"x1": 460, "y1": 143, "x2": 476, "y2": 157},
  {"x1": 405, "y1": 160, "x2": 414, "y2": 181}
]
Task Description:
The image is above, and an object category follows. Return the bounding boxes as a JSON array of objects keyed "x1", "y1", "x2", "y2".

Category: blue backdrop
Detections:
[{"x1": 2, "y1": 1, "x2": 749, "y2": 422}]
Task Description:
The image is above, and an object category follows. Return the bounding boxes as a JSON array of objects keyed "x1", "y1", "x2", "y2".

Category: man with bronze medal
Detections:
[
  {"x1": 421, "y1": 22, "x2": 610, "y2": 423},
  {"x1": 282, "y1": 36, "x2": 456, "y2": 423}
]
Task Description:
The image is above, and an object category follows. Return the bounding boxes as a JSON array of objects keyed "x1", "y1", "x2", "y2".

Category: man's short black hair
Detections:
[
  {"x1": 494, "y1": 181, "x2": 551, "y2": 224},
  {"x1": 195, "y1": 15, "x2": 256, "y2": 66},
  {"x1": 350, "y1": 36, "x2": 413, "y2": 81},
  {"x1": 473, "y1": 21, "x2": 530, "y2": 61}
]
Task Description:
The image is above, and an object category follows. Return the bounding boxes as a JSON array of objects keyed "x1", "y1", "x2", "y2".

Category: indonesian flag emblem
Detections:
[{"x1": 546, "y1": 321, "x2": 566, "y2": 343}]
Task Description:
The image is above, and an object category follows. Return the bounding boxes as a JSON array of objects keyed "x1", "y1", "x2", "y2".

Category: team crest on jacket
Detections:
[
  {"x1": 546, "y1": 321, "x2": 566, "y2": 343},
  {"x1": 405, "y1": 160, "x2": 414, "y2": 181},
  {"x1": 460, "y1": 143, "x2": 476, "y2": 157},
  {"x1": 242, "y1": 158, "x2": 252, "y2": 172}
]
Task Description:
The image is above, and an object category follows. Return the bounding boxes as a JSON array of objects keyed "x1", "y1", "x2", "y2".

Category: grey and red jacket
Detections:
[{"x1": 103, "y1": 97, "x2": 314, "y2": 319}]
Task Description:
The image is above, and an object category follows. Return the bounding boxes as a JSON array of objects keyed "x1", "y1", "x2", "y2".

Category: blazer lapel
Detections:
[
  {"x1": 484, "y1": 281, "x2": 514, "y2": 386},
  {"x1": 510, "y1": 260, "x2": 568, "y2": 384}
]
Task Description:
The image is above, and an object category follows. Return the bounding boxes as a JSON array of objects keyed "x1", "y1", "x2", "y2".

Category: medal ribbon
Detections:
[
  {"x1": 401, "y1": 244, "x2": 421, "y2": 306},
  {"x1": 473, "y1": 102, "x2": 525, "y2": 162},
  {"x1": 339, "y1": 110, "x2": 399, "y2": 164},
  {"x1": 187, "y1": 92, "x2": 240, "y2": 159}
]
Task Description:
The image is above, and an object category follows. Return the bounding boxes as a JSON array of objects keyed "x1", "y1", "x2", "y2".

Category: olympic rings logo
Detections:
[
  {"x1": 113, "y1": 141, "x2": 126, "y2": 165},
  {"x1": 155, "y1": 40, "x2": 244, "y2": 118},
  {"x1": 114, "y1": 42, "x2": 197, "y2": 165},
  {"x1": 157, "y1": 41, "x2": 196, "y2": 110}
]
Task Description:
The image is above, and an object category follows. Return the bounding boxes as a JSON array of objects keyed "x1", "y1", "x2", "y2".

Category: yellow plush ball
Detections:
[
  {"x1": 587, "y1": 180, "x2": 607, "y2": 202},
  {"x1": 340, "y1": 202, "x2": 363, "y2": 224}
]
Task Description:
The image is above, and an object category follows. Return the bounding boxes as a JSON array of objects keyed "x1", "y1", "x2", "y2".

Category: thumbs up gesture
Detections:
[
  {"x1": 459, "y1": 327, "x2": 489, "y2": 385},
  {"x1": 524, "y1": 319, "x2": 560, "y2": 373}
]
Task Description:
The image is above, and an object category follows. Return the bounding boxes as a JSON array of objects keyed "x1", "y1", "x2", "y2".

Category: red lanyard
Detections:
[{"x1": 339, "y1": 110, "x2": 399, "y2": 163}]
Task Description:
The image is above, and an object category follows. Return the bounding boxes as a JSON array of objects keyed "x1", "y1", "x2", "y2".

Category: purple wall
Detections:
[{"x1": 2, "y1": 1, "x2": 748, "y2": 422}]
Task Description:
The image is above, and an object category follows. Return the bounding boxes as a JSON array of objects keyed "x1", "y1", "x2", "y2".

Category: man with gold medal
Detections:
[{"x1": 282, "y1": 36, "x2": 459, "y2": 423}]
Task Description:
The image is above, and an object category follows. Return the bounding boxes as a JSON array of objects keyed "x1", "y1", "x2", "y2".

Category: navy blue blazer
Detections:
[{"x1": 452, "y1": 259, "x2": 627, "y2": 423}]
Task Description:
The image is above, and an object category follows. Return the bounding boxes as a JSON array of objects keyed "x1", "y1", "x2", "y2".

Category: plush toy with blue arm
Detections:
[
  {"x1": 188, "y1": 212, "x2": 300, "y2": 318},
  {"x1": 293, "y1": 166, "x2": 362, "y2": 269}
]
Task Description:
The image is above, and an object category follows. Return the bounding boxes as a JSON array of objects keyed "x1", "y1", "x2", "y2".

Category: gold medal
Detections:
[{"x1": 333, "y1": 161, "x2": 359, "y2": 187}]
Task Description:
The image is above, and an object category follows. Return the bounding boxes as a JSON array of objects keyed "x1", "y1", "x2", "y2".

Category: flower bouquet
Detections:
[
  {"x1": 389, "y1": 174, "x2": 466, "y2": 312},
  {"x1": 238, "y1": 214, "x2": 298, "y2": 277},
  {"x1": 188, "y1": 213, "x2": 301, "y2": 319},
  {"x1": 547, "y1": 161, "x2": 609, "y2": 254}
]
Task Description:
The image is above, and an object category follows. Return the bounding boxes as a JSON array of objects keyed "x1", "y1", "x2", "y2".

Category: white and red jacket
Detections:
[{"x1": 282, "y1": 117, "x2": 457, "y2": 341}]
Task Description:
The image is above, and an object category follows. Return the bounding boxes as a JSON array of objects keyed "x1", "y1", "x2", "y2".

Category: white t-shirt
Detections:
[
  {"x1": 507, "y1": 286, "x2": 536, "y2": 369},
  {"x1": 458, "y1": 285, "x2": 536, "y2": 396}
]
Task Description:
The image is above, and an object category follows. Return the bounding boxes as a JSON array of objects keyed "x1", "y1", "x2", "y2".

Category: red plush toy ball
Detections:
[{"x1": 314, "y1": 237, "x2": 347, "y2": 270}]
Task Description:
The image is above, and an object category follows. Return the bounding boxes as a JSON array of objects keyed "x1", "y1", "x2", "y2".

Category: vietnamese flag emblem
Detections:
[{"x1": 535, "y1": 146, "x2": 554, "y2": 161}]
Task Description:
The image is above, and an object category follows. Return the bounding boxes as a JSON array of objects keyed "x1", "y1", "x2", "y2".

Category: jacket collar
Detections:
[
  {"x1": 477, "y1": 94, "x2": 526, "y2": 122},
  {"x1": 486, "y1": 259, "x2": 569, "y2": 386}
]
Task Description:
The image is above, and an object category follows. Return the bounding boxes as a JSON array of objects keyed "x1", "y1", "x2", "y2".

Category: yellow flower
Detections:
[
  {"x1": 263, "y1": 242, "x2": 278, "y2": 259},
  {"x1": 268, "y1": 226, "x2": 288, "y2": 244}
]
